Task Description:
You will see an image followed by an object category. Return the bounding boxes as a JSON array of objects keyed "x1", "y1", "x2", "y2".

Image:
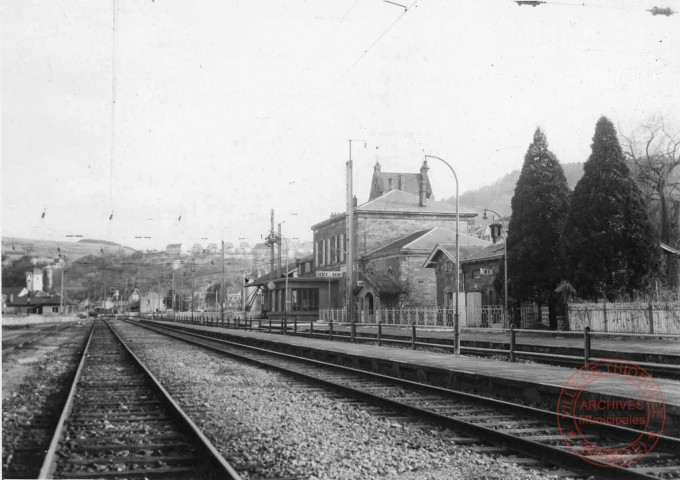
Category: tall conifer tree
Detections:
[
  {"x1": 564, "y1": 117, "x2": 660, "y2": 300},
  {"x1": 507, "y1": 128, "x2": 571, "y2": 304}
]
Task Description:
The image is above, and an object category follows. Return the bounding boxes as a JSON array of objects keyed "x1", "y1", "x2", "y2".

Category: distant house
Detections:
[
  {"x1": 2, "y1": 286, "x2": 71, "y2": 315},
  {"x1": 166, "y1": 244, "x2": 184, "y2": 256},
  {"x1": 2, "y1": 265, "x2": 74, "y2": 315},
  {"x1": 140, "y1": 292, "x2": 165, "y2": 313}
]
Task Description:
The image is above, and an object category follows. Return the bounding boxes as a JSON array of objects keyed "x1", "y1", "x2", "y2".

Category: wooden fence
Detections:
[{"x1": 568, "y1": 301, "x2": 680, "y2": 334}]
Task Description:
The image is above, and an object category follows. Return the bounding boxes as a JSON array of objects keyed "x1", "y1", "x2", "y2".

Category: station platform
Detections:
[
  {"x1": 296, "y1": 323, "x2": 680, "y2": 365},
  {"x1": 138, "y1": 318, "x2": 680, "y2": 436}
]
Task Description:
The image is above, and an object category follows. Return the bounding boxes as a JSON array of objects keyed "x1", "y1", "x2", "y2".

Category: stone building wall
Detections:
[
  {"x1": 357, "y1": 214, "x2": 471, "y2": 256},
  {"x1": 400, "y1": 255, "x2": 437, "y2": 306}
]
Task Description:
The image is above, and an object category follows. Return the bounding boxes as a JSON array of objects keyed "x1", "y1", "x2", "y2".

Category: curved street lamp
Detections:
[
  {"x1": 425, "y1": 154, "x2": 460, "y2": 354},
  {"x1": 483, "y1": 208, "x2": 508, "y2": 325}
]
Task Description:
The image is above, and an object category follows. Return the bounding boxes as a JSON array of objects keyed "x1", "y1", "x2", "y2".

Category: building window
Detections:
[
  {"x1": 331, "y1": 236, "x2": 337, "y2": 264},
  {"x1": 317, "y1": 240, "x2": 324, "y2": 266},
  {"x1": 473, "y1": 270, "x2": 481, "y2": 279},
  {"x1": 291, "y1": 288, "x2": 319, "y2": 311},
  {"x1": 480, "y1": 267, "x2": 494, "y2": 275},
  {"x1": 339, "y1": 234, "x2": 345, "y2": 262}
]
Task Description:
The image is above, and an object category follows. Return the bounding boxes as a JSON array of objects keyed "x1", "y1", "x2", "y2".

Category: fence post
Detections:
[
  {"x1": 293, "y1": 318, "x2": 297, "y2": 334},
  {"x1": 510, "y1": 324, "x2": 516, "y2": 362},
  {"x1": 310, "y1": 320, "x2": 314, "y2": 338},
  {"x1": 351, "y1": 322, "x2": 356, "y2": 343},
  {"x1": 603, "y1": 300, "x2": 608, "y2": 333},
  {"x1": 269, "y1": 318, "x2": 272, "y2": 333},
  {"x1": 411, "y1": 323, "x2": 416, "y2": 349},
  {"x1": 583, "y1": 326, "x2": 591, "y2": 366},
  {"x1": 648, "y1": 302, "x2": 655, "y2": 334},
  {"x1": 329, "y1": 321, "x2": 333, "y2": 341},
  {"x1": 377, "y1": 321, "x2": 382, "y2": 346}
]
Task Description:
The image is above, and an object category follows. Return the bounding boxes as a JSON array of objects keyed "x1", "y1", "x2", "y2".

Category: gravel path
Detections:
[{"x1": 114, "y1": 321, "x2": 569, "y2": 480}]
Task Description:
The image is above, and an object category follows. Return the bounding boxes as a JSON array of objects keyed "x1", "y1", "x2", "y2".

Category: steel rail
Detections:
[
  {"x1": 38, "y1": 321, "x2": 96, "y2": 479},
  {"x1": 130, "y1": 320, "x2": 679, "y2": 480},
  {"x1": 105, "y1": 320, "x2": 242, "y2": 480},
  {"x1": 138, "y1": 320, "x2": 679, "y2": 451},
  {"x1": 38, "y1": 320, "x2": 241, "y2": 480}
]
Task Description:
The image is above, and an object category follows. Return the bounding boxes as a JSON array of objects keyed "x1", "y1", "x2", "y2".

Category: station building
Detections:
[{"x1": 249, "y1": 159, "x2": 479, "y2": 322}]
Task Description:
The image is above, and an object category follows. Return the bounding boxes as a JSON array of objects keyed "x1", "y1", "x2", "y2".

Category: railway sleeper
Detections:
[
  {"x1": 69, "y1": 442, "x2": 193, "y2": 452},
  {"x1": 65, "y1": 454, "x2": 198, "y2": 466},
  {"x1": 59, "y1": 465, "x2": 198, "y2": 478}
]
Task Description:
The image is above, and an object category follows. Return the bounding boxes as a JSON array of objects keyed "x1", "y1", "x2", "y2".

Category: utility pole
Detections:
[
  {"x1": 346, "y1": 139, "x2": 365, "y2": 324},
  {"x1": 221, "y1": 238, "x2": 225, "y2": 323},
  {"x1": 277, "y1": 222, "x2": 282, "y2": 277},
  {"x1": 59, "y1": 258, "x2": 66, "y2": 314},
  {"x1": 270, "y1": 209, "x2": 275, "y2": 280},
  {"x1": 190, "y1": 264, "x2": 196, "y2": 321},
  {"x1": 346, "y1": 143, "x2": 353, "y2": 324}
]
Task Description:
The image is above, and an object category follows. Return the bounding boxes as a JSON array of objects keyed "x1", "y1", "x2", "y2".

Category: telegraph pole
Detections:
[
  {"x1": 346, "y1": 143, "x2": 353, "y2": 324},
  {"x1": 270, "y1": 210, "x2": 275, "y2": 280},
  {"x1": 221, "y1": 238, "x2": 225, "y2": 323},
  {"x1": 277, "y1": 222, "x2": 282, "y2": 277},
  {"x1": 346, "y1": 139, "x2": 365, "y2": 324}
]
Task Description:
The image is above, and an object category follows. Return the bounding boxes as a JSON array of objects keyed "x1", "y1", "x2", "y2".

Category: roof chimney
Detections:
[
  {"x1": 419, "y1": 159, "x2": 429, "y2": 207},
  {"x1": 490, "y1": 222, "x2": 503, "y2": 244}
]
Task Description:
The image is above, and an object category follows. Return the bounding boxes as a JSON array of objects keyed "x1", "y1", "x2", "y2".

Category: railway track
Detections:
[
  {"x1": 131, "y1": 319, "x2": 680, "y2": 480},
  {"x1": 2, "y1": 323, "x2": 75, "y2": 360},
  {"x1": 38, "y1": 319, "x2": 240, "y2": 479}
]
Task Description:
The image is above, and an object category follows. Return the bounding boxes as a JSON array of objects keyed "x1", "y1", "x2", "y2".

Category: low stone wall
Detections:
[{"x1": 1, "y1": 314, "x2": 81, "y2": 327}]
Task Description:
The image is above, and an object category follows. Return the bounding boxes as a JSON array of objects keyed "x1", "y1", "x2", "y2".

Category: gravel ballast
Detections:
[
  {"x1": 2, "y1": 321, "x2": 92, "y2": 479},
  {"x1": 114, "y1": 321, "x2": 568, "y2": 480}
]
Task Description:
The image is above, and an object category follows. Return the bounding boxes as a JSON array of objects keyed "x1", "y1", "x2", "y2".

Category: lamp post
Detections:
[
  {"x1": 483, "y1": 208, "x2": 508, "y2": 325},
  {"x1": 425, "y1": 154, "x2": 460, "y2": 354}
]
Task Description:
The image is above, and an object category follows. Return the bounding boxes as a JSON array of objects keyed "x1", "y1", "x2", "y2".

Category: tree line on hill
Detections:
[{"x1": 503, "y1": 115, "x2": 679, "y2": 326}]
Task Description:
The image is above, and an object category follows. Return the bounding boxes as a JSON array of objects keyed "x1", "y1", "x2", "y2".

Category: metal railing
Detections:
[{"x1": 321, "y1": 306, "x2": 507, "y2": 328}]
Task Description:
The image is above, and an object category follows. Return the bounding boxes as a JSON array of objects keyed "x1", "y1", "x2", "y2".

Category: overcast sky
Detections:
[{"x1": 2, "y1": 0, "x2": 679, "y2": 251}]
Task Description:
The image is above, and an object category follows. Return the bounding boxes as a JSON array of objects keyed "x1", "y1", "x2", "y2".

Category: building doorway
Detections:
[{"x1": 364, "y1": 292, "x2": 374, "y2": 323}]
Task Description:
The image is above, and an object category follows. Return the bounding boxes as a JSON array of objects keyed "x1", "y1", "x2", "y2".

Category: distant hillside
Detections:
[
  {"x1": 78, "y1": 238, "x2": 122, "y2": 247},
  {"x1": 454, "y1": 162, "x2": 584, "y2": 216},
  {"x1": 2, "y1": 236, "x2": 137, "y2": 261}
]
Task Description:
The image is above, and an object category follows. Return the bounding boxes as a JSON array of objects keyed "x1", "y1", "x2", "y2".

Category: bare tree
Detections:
[{"x1": 622, "y1": 116, "x2": 680, "y2": 287}]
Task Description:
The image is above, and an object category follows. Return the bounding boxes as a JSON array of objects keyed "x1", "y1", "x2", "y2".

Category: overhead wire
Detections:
[{"x1": 296, "y1": 0, "x2": 419, "y2": 123}]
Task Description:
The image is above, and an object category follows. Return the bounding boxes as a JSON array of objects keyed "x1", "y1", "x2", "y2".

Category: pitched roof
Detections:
[
  {"x1": 359, "y1": 189, "x2": 477, "y2": 215},
  {"x1": 366, "y1": 227, "x2": 490, "y2": 259},
  {"x1": 422, "y1": 243, "x2": 493, "y2": 268},
  {"x1": 4, "y1": 293, "x2": 65, "y2": 306},
  {"x1": 461, "y1": 242, "x2": 505, "y2": 264},
  {"x1": 2, "y1": 286, "x2": 28, "y2": 298}
]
